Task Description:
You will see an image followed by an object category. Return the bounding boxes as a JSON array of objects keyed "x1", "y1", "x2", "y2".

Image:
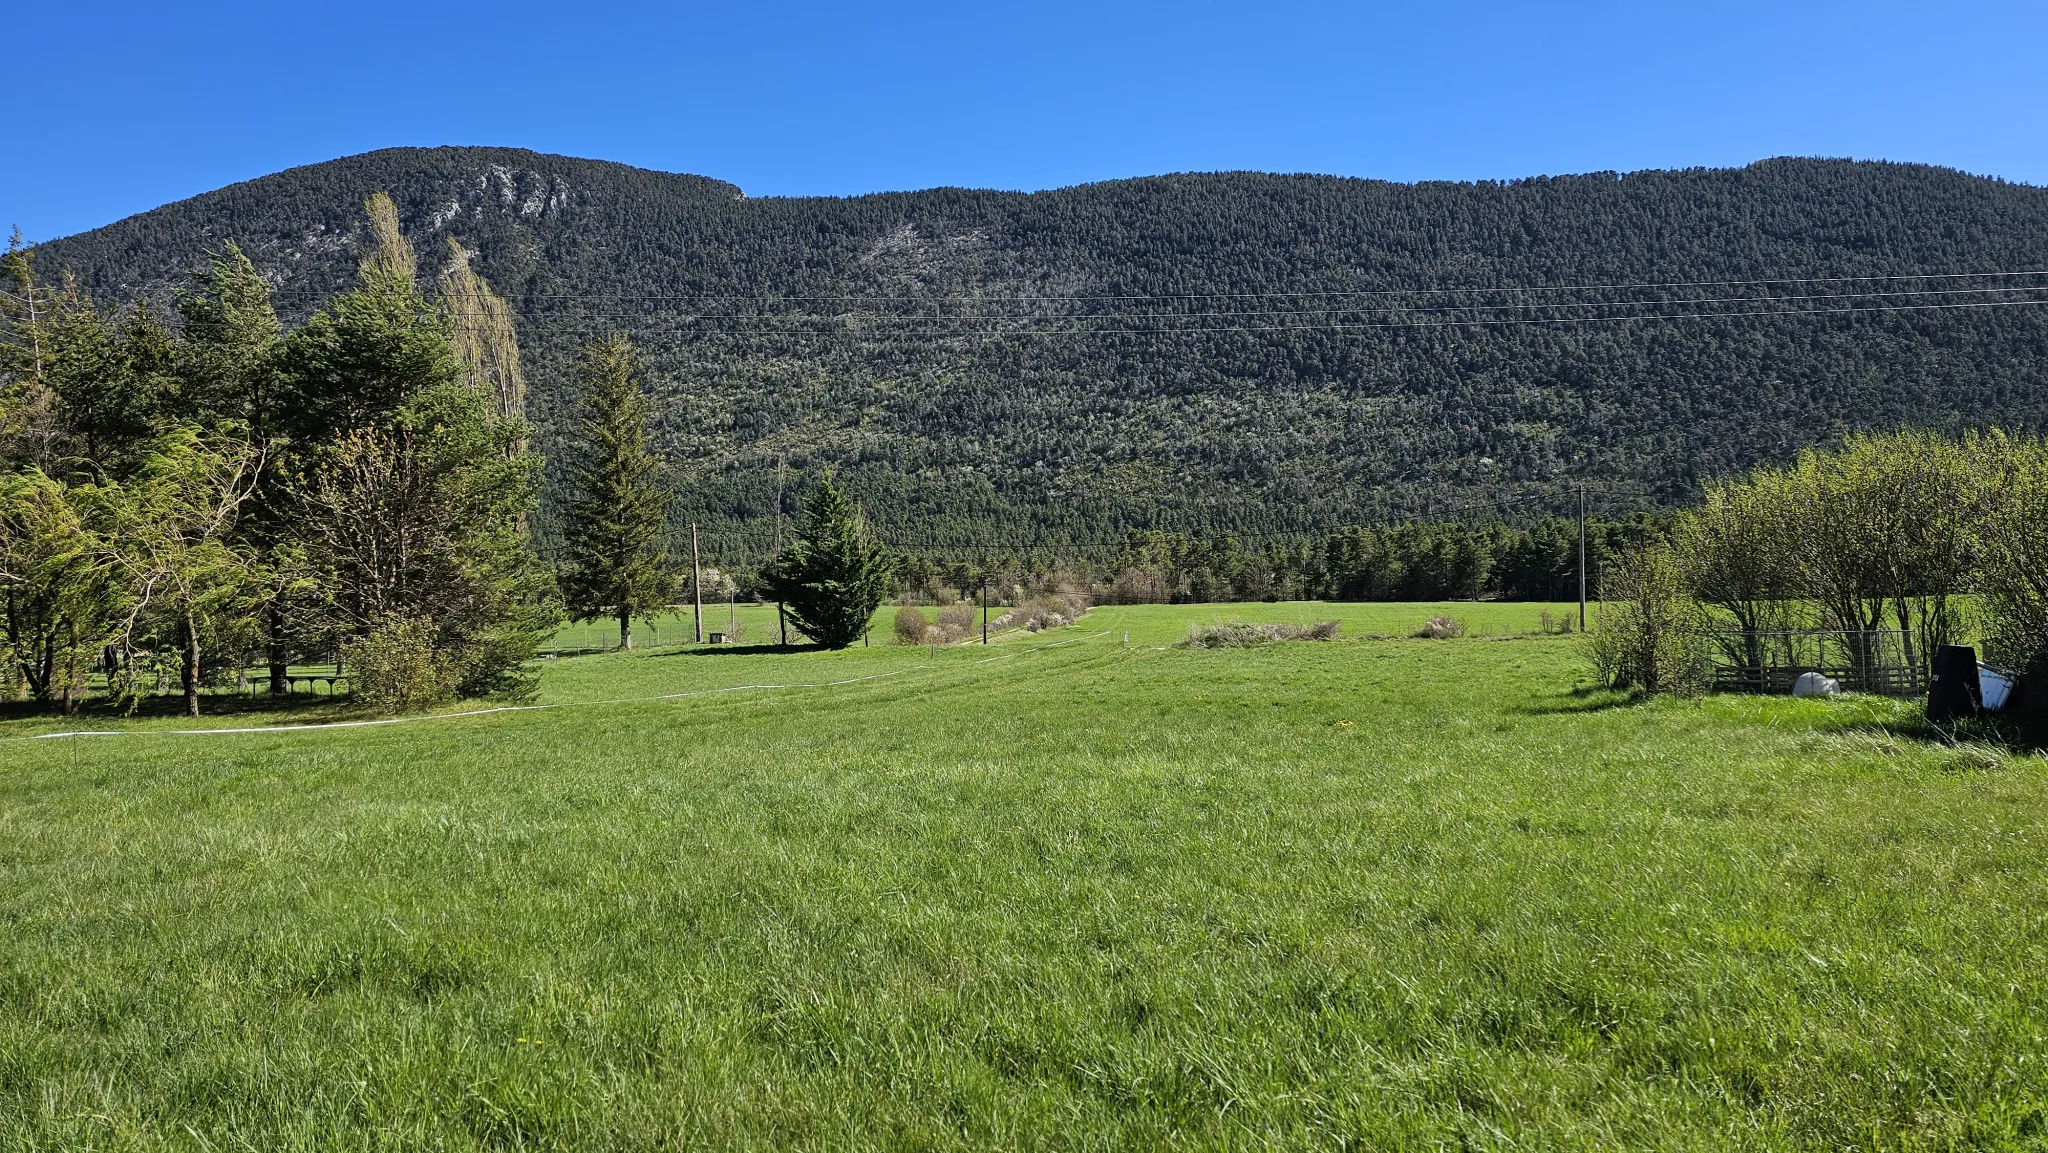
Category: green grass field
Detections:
[{"x1": 3, "y1": 602, "x2": 2045, "y2": 1150}]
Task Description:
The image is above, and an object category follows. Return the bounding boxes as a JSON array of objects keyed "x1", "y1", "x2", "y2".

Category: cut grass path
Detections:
[{"x1": 1, "y1": 602, "x2": 2045, "y2": 1150}]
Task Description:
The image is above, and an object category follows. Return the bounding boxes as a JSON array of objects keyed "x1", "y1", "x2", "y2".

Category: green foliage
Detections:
[
  {"x1": 1664, "y1": 431, "x2": 1984, "y2": 679},
  {"x1": 294, "y1": 384, "x2": 555, "y2": 703},
  {"x1": 342, "y1": 614, "x2": 457, "y2": 714},
  {"x1": 1589, "y1": 543, "x2": 1710, "y2": 694},
  {"x1": 557, "y1": 335, "x2": 673, "y2": 649},
  {"x1": 760, "y1": 474, "x2": 892, "y2": 649},
  {"x1": 892, "y1": 604, "x2": 929, "y2": 645},
  {"x1": 174, "y1": 242, "x2": 285, "y2": 436},
  {"x1": 88, "y1": 425, "x2": 266, "y2": 715},
  {"x1": 1976, "y1": 434, "x2": 2048, "y2": 679},
  {"x1": 275, "y1": 257, "x2": 460, "y2": 450},
  {"x1": 1090, "y1": 516, "x2": 1669, "y2": 605},
  {"x1": 0, "y1": 467, "x2": 117, "y2": 706},
  {"x1": 0, "y1": 194, "x2": 557, "y2": 714},
  {"x1": 1675, "y1": 474, "x2": 1796, "y2": 669}
]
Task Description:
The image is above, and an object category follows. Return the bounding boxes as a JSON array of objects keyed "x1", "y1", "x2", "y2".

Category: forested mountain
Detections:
[{"x1": 32, "y1": 147, "x2": 2048, "y2": 563}]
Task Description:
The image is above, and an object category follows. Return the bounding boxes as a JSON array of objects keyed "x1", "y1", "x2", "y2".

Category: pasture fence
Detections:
[{"x1": 1709, "y1": 628, "x2": 1926, "y2": 697}]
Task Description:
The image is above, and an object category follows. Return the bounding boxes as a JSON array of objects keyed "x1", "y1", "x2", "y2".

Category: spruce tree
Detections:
[
  {"x1": 559, "y1": 334, "x2": 673, "y2": 649},
  {"x1": 761, "y1": 474, "x2": 892, "y2": 650}
]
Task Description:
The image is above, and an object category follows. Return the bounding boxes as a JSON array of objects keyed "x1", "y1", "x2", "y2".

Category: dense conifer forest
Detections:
[{"x1": 33, "y1": 147, "x2": 2048, "y2": 566}]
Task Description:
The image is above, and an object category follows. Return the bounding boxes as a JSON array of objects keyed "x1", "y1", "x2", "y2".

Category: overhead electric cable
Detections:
[{"x1": 252, "y1": 267, "x2": 2048, "y2": 307}]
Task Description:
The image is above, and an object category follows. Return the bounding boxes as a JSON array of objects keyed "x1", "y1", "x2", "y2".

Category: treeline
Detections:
[
  {"x1": 1594, "y1": 430, "x2": 2048, "y2": 698},
  {"x1": 0, "y1": 200, "x2": 554, "y2": 715},
  {"x1": 3, "y1": 185, "x2": 909, "y2": 716},
  {"x1": 887, "y1": 515, "x2": 1669, "y2": 607}
]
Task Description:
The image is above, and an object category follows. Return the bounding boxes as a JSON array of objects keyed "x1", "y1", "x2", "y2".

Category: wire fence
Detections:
[{"x1": 1708, "y1": 629, "x2": 1928, "y2": 696}]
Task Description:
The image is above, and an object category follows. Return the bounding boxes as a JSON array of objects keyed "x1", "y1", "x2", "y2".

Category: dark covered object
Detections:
[{"x1": 1926, "y1": 645, "x2": 1984, "y2": 722}]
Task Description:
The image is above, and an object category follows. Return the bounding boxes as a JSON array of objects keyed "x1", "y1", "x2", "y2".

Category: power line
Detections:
[
  {"x1": 289, "y1": 282, "x2": 2048, "y2": 324},
  {"x1": 249, "y1": 267, "x2": 2048, "y2": 307},
  {"x1": 599, "y1": 296, "x2": 2048, "y2": 338}
]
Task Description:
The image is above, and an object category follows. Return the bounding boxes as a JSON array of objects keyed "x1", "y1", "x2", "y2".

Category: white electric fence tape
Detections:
[{"x1": 7, "y1": 632, "x2": 1111, "y2": 743}]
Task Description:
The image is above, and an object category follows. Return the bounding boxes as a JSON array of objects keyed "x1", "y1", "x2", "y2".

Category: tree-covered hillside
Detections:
[{"x1": 33, "y1": 147, "x2": 2048, "y2": 562}]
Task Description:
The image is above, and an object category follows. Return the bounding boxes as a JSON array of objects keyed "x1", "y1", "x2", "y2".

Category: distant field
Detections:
[
  {"x1": 539, "y1": 599, "x2": 1567, "y2": 658},
  {"x1": 2, "y1": 603, "x2": 2044, "y2": 1149}
]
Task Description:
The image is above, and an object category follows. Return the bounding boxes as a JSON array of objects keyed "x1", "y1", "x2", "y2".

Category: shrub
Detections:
[
  {"x1": 1183, "y1": 620, "x2": 1342, "y2": 648},
  {"x1": 1538, "y1": 609, "x2": 1575, "y2": 635},
  {"x1": 994, "y1": 592, "x2": 1092, "y2": 634},
  {"x1": 893, "y1": 606, "x2": 930, "y2": 646},
  {"x1": 1417, "y1": 616, "x2": 1467, "y2": 639},
  {"x1": 936, "y1": 602, "x2": 977, "y2": 639},
  {"x1": 1185, "y1": 622, "x2": 1278, "y2": 648},
  {"x1": 1587, "y1": 544, "x2": 1710, "y2": 694},
  {"x1": 343, "y1": 616, "x2": 459, "y2": 714}
]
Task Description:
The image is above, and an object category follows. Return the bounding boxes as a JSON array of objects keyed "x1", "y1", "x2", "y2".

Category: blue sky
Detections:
[{"x1": 9, "y1": 1, "x2": 2046, "y2": 242}]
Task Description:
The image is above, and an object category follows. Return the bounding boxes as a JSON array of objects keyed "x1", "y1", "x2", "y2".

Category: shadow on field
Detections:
[
  {"x1": 1825, "y1": 709, "x2": 2048, "y2": 758},
  {"x1": 651, "y1": 643, "x2": 821, "y2": 658},
  {"x1": 1516, "y1": 686, "x2": 1651, "y2": 716},
  {"x1": 0, "y1": 691, "x2": 358, "y2": 724}
]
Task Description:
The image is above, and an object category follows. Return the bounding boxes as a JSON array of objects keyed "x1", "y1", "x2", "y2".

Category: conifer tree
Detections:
[
  {"x1": 288, "y1": 193, "x2": 555, "y2": 704},
  {"x1": 177, "y1": 243, "x2": 299, "y2": 694},
  {"x1": 761, "y1": 473, "x2": 892, "y2": 650},
  {"x1": 559, "y1": 334, "x2": 673, "y2": 649},
  {"x1": 177, "y1": 242, "x2": 284, "y2": 438}
]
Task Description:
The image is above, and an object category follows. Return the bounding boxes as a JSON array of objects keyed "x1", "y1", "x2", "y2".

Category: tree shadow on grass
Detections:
[
  {"x1": 1822, "y1": 707, "x2": 2048, "y2": 757},
  {"x1": 0, "y1": 690, "x2": 360, "y2": 725},
  {"x1": 648, "y1": 643, "x2": 823, "y2": 658},
  {"x1": 1515, "y1": 685, "x2": 1653, "y2": 716}
]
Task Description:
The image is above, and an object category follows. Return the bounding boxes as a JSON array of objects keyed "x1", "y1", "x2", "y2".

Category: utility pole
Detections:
[
  {"x1": 1577, "y1": 481, "x2": 1588, "y2": 632},
  {"x1": 772, "y1": 455, "x2": 785, "y2": 555},
  {"x1": 771, "y1": 456, "x2": 787, "y2": 647},
  {"x1": 980, "y1": 578, "x2": 988, "y2": 645},
  {"x1": 691, "y1": 522, "x2": 704, "y2": 643}
]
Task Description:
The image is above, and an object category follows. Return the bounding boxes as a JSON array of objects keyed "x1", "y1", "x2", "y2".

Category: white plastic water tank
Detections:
[{"x1": 1792, "y1": 672, "x2": 1842, "y2": 697}]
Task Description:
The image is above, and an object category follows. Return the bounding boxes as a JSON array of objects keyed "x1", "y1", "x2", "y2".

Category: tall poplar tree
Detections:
[
  {"x1": 436, "y1": 239, "x2": 526, "y2": 431},
  {"x1": 559, "y1": 334, "x2": 673, "y2": 649}
]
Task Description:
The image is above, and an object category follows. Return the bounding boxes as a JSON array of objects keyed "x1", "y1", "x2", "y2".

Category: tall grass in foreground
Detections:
[{"x1": 1, "y1": 602, "x2": 2044, "y2": 1149}]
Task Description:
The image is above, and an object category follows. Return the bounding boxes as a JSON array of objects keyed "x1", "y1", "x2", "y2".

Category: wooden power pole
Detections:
[
  {"x1": 1577, "y1": 481, "x2": 1588, "y2": 632},
  {"x1": 691, "y1": 521, "x2": 704, "y2": 643}
]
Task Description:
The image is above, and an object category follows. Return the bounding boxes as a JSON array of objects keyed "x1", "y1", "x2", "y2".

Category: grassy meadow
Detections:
[{"x1": 2, "y1": 601, "x2": 2046, "y2": 1149}]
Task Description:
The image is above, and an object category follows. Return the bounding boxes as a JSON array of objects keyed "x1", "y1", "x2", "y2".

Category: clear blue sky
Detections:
[{"x1": 10, "y1": 1, "x2": 2046, "y2": 242}]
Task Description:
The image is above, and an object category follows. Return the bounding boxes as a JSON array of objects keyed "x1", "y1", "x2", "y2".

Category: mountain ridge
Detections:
[{"x1": 31, "y1": 146, "x2": 2048, "y2": 558}]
